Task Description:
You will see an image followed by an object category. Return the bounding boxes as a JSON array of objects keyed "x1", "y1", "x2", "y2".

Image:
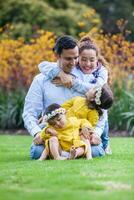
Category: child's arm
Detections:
[
  {"x1": 71, "y1": 66, "x2": 108, "y2": 94},
  {"x1": 87, "y1": 109, "x2": 99, "y2": 128},
  {"x1": 62, "y1": 97, "x2": 77, "y2": 110},
  {"x1": 39, "y1": 61, "x2": 74, "y2": 87},
  {"x1": 79, "y1": 119, "x2": 94, "y2": 139},
  {"x1": 79, "y1": 119, "x2": 101, "y2": 146},
  {"x1": 94, "y1": 66, "x2": 108, "y2": 87},
  {"x1": 38, "y1": 61, "x2": 108, "y2": 95},
  {"x1": 46, "y1": 127, "x2": 57, "y2": 137}
]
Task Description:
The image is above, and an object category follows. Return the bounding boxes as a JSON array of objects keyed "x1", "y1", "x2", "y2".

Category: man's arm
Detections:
[{"x1": 22, "y1": 74, "x2": 44, "y2": 137}]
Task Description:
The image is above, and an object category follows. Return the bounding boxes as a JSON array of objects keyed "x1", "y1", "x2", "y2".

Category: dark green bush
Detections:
[
  {"x1": 0, "y1": 0, "x2": 101, "y2": 40},
  {"x1": 0, "y1": 81, "x2": 134, "y2": 135},
  {"x1": 109, "y1": 82, "x2": 134, "y2": 135},
  {"x1": 0, "y1": 89, "x2": 26, "y2": 129}
]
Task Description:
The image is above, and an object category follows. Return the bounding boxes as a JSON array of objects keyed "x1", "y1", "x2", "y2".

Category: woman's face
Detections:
[{"x1": 79, "y1": 49, "x2": 98, "y2": 74}]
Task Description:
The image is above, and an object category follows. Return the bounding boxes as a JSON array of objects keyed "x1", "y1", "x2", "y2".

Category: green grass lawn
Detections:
[{"x1": 0, "y1": 135, "x2": 134, "y2": 200}]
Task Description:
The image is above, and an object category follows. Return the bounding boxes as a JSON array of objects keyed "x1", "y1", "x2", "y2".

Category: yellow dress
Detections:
[
  {"x1": 41, "y1": 117, "x2": 91, "y2": 153},
  {"x1": 62, "y1": 96, "x2": 99, "y2": 128}
]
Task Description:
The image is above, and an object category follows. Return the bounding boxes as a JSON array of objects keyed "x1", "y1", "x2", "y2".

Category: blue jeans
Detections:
[
  {"x1": 101, "y1": 121, "x2": 109, "y2": 150},
  {"x1": 30, "y1": 121, "x2": 109, "y2": 160},
  {"x1": 30, "y1": 143, "x2": 105, "y2": 160}
]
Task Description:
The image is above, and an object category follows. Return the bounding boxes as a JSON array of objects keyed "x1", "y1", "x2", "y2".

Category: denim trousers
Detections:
[
  {"x1": 30, "y1": 121, "x2": 109, "y2": 159},
  {"x1": 101, "y1": 121, "x2": 109, "y2": 150}
]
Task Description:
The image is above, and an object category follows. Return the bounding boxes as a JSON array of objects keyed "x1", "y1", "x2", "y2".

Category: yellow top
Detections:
[
  {"x1": 62, "y1": 96, "x2": 99, "y2": 128},
  {"x1": 41, "y1": 117, "x2": 91, "y2": 152}
]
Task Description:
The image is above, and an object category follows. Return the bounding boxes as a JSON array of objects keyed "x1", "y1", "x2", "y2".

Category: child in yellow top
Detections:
[
  {"x1": 42, "y1": 84, "x2": 114, "y2": 143},
  {"x1": 39, "y1": 103, "x2": 93, "y2": 161}
]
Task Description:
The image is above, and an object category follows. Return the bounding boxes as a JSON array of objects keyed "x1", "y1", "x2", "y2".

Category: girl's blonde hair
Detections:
[{"x1": 79, "y1": 36, "x2": 111, "y2": 84}]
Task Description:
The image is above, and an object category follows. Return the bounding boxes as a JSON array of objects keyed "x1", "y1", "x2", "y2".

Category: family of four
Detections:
[{"x1": 22, "y1": 35, "x2": 114, "y2": 160}]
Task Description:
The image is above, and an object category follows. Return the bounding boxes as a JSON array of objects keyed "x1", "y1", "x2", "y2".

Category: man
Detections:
[{"x1": 23, "y1": 35, "x2": 105, "y2": 159}]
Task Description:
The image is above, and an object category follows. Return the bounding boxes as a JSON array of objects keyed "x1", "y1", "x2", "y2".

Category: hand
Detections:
[
  {"x1": 51, "y1": 77, "x2": 62, "y2": 86},
  {"x1": 87, "y1": 127, "x2": 95, "y2": 135},
  {"x1": 46, "y1": 128, "x2": 57, "y2": 136},
  {"x1": 37, "y1": 116, "x2": 43, "y2": 124},
  {"x1": 90, "y1": 134, "x2": 101, "y2": 145},
  {"x1": 58, "y1": 71, "x2": 73, "y2": 88},
  {"x1": 80, "y1": 127, "x2": 92, "y2": 139},
  {"x1": 51, "y1": 72, "x2": 73, "y2": 88},
  {"x1": 33, "y1": 132, "x2": 43, "y2": 145},
  {"x1": 85, "y1": 88, "x2": 96, "y2": 101}
]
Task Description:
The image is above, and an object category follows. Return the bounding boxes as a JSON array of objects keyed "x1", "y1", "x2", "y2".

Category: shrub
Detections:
[
  {"x1": 109, "y1": 81, "x2": 134, "y2": 135},
  {"x1": 0, "y1": 90, "x2": 26, "y2": 129}
]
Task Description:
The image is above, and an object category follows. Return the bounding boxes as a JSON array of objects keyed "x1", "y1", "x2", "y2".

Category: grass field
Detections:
[{"x1": 0, "y1": 135, "x2": 134, "y2": 200}]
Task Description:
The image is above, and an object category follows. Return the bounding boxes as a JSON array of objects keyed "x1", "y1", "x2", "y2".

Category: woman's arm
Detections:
[
  {"x1": 39, "y1": 61, "x2": 74, "y2": 87},
  {"x1": 38, "y1": 61, "x2": 60, "y2": 80},
  {"x1": 38, "y1": 61, "x2": 108, "y2": 95},
  {"x1": 71, "y1": 66, "x2": 108, "y2": 95},
  {"x1": 87, "y1": 109, "x2": 99, "y2": 128}
]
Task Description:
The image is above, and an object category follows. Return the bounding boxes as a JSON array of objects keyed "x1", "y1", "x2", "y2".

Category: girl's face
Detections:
[
  {"x1": 79, "y1": 49, "x2": 98, "y2": 74},
  {"x1": 86, "y1": 87, "x2": 96, "y2": 101},
  {"x1": 49, "y1": 114, "x2": 67, "y2": 129}
]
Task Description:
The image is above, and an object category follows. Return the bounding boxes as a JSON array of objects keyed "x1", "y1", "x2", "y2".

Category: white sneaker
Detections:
[{"x1": 105, "y1": 145, "x2": 112, "y2": 155}]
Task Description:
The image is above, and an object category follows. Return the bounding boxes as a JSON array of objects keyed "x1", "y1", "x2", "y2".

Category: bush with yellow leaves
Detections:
[
  {"x1": 0, "y1": 31, "x2": 56, "y2": 90},
  {"x1": 0, "y1": 21, "x2": 134, "y2": 90}
]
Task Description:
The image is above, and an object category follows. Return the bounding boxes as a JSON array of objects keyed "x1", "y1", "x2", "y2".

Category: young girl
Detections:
[
  {"x1": 38, "y1": 36, "x2": 111, "y2": 154},
  {"x1": 41, "y1": 83, "x2": 114, "y2": 148},
  {"x1": 39, "y1": 104, "x2": 93, "y2": 161}
]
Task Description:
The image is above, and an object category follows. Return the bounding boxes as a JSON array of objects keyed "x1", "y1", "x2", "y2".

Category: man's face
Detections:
[{"x1": 57, "y1": 46, "x2": 79, "y2": 73}]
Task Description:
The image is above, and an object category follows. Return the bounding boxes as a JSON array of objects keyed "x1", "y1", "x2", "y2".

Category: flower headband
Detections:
[
  {"x1": 43, "y1": 108, "x2": 66, "y2": 122},
  {"x1": 95, "y1": 86, "x2": 102, "y2": 105}
]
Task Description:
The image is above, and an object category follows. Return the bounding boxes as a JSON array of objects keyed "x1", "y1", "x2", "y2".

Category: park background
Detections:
[
  {"x1": 0, "y1": 0, "x2": 134, "y2": 135},
  {"x1": 0, "y1": 1, "x2": 134, "y2": 200}
]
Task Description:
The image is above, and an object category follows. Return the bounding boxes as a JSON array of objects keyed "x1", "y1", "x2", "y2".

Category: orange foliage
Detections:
[
  {"x1": 82, "y1": 22, "x2": 134, "y2": 85},
  {"x1": 0, "y1": 31, "x2": 56, "y2": 90},
  {"x1": 0, "y1": 24, "x2": 134, "y2": 90}
]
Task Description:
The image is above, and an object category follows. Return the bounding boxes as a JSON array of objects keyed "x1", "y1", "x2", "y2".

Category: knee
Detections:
[
  {"x1": 30, "y1": 143, "x2": 44, "y2": 160},
  {"x1": 49, "y1": 136, "x2": 58, "y2": 143},
  {"x1": 91, "y1": 144, "x2": 105, "y2": 158}
]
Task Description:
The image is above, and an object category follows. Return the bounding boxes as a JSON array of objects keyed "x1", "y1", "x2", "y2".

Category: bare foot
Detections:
[
  {"x1": 69, "y1": 147, "x2": 77, "y2": 159},
  {"x1": 38, "y1": 157, "x2": 46, "y2": 161},
  {"x1": 56, "y1": 156, "x2": 67, "y2": 160},
  {"x1": 86, "y1": 154, "x2": 92, "y2": 160},
  {"x1": 85, "y1": 150, "x2": 92, "y2": 160}
]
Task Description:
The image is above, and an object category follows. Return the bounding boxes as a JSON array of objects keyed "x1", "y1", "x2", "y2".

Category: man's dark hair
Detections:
[{"x1": 53, "y1": 35, "x2": 78, "y2": 55}]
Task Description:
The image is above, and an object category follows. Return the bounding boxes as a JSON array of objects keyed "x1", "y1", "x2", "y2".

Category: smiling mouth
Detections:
[{"x1": 83, "y1": 67, "x2": 92, "y2": 70}]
